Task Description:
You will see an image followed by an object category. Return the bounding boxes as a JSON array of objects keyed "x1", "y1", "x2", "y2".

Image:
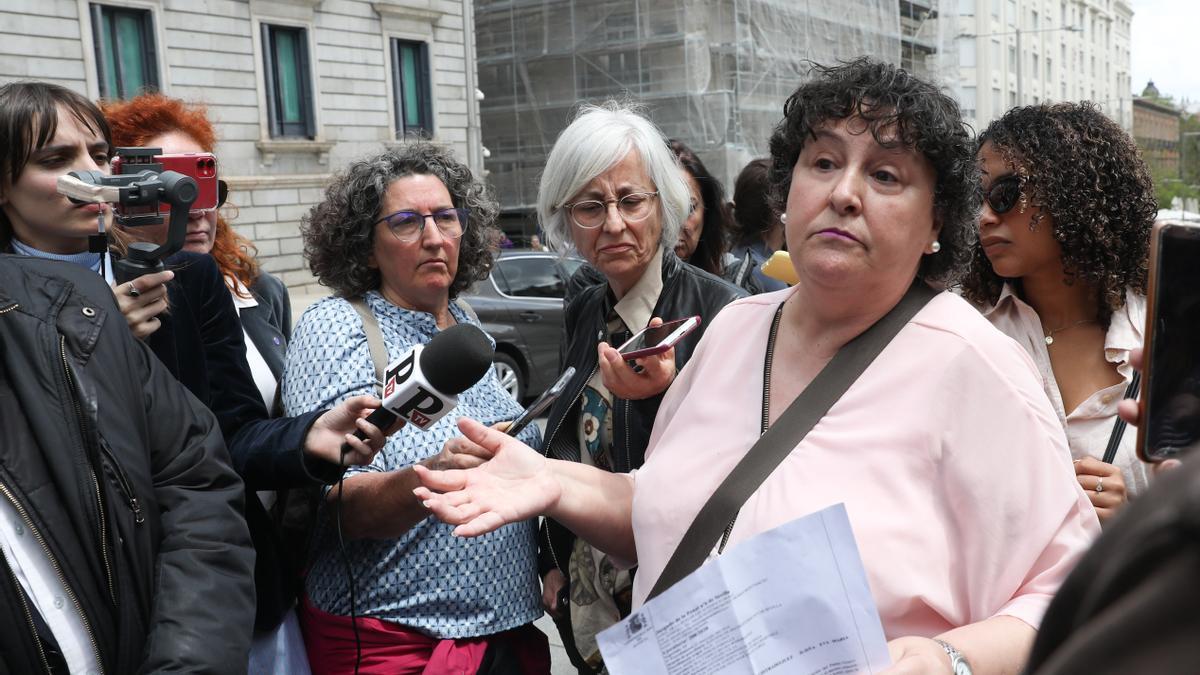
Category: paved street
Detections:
[{"x1": 536, "y1": 613, "x2": 576, "y2": 674}]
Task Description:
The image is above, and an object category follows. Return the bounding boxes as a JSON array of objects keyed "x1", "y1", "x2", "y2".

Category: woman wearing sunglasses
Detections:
[{"x1": 962, "y1": 102, "x2": 1158, "y2": 524}]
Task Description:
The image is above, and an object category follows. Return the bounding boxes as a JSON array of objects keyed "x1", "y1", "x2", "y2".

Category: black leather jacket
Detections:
[
  {"x1": 539, "y1": 251, "x2": 746, "y2": 579},
  {"x1": 0, "y1": 256, "x2": 255, "y2": 674}
]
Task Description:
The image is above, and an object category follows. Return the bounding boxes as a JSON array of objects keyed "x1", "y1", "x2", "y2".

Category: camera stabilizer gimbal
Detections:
[{"x1": 57, "y1": 147, "x2": 198, "y2": 283}]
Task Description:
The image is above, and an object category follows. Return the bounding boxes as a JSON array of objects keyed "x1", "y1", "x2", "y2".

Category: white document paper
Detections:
[{"x1": 597, "y1": 503, "x2": 891, "y2": 675}]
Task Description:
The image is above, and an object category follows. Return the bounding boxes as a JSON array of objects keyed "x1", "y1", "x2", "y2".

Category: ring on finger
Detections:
[
  {"x1": 1095, "y1": 477, "x2": 1105, "y2": 494},
  {"x1": 126, "y1": 283, "x2": 141, "y2": 298}
]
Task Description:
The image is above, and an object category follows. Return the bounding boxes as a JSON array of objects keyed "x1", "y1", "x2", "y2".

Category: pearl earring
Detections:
[
  {"x1": 780, "y1": 213, "x2": 788, "y2": 224},
  {"x1": 930, "y1": 240, "x2": 941, "y2": 253}
]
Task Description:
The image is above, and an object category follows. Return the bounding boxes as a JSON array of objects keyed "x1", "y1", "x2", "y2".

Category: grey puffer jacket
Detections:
[{"x1": 0, "y1": 255, "x2": 255, "y2": 674}]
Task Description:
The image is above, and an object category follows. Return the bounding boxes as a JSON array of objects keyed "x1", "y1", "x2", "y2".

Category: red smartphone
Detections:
[
  {"x1": 1137, "y1": 220, "x2": 1200, "y2": 462},
  {"x1": 617, "y1": 316, "x2": 700, "y2": 360},
  {"x1": 111, "y1": 152, "x2": 220, "y2": 217}
]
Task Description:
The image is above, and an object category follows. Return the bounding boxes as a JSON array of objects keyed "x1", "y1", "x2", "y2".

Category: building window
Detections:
[
  {"x1": 959, "y1": 0, "x2": 974, "y2": 16},
  {"x1": 1009, "y1": 89, "x2": 1017, "y2": 107},
  {"x1": 1008, "y1": 44, "x2": 1017, "y2": 71},
  {"x1": 391, "y1": 39, "x2": 433, "y2": 137},
  {"x1": 262, "y1": 24, "x2": 316, "y2": 138},
  {"x1": 1032, "y1": 53, "x2": 1039, "y2": 79},
  {"x1": 90, "y1": 4, "x2": 158, "y2": 99},
  {"x1": 958, "y1": 38, "x2": 977, "y2": 67},
  {"x1": 1007, "y1": 0, "x2": 1016, "y2": 26},
  {"x1": 961, "y1": 86, "x2": 977, "y2": 118},
  {"x1": 991, "y1": 0, "x2": 1000, "y2": 18},
  {"x1": 992, "y1": 39, "x2": 1001, "y2": 67},
  {"x1": 1047, "y1": 57, "x2": 1053, "y2": 81}
]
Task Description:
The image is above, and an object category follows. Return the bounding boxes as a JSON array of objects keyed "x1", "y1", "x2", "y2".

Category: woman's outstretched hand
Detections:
[{"x1": 414, "y1": 417, "x2": 561, "y2": 537}]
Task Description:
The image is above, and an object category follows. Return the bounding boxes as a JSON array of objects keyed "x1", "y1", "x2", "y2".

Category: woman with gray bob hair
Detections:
[
  {"x1": 527, "y1": 101, "x2": 745, "y2": 672},
  {"x1": 537, "y1": 102, "x2": 689, "y2": 256}
]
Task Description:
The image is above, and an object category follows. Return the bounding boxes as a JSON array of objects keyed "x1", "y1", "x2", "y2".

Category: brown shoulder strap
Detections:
[
  {"x1": 348, "y1": 296, "x2": 389, "y2": 391},
  {"x1": 647, "y1": 281, "x2": 939, "y2": 600}
]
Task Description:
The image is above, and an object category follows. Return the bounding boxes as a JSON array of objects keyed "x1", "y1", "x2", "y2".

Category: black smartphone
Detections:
[
  {"x1": 506, "y1": 367, "x2": 576, "y2": 437},
  {"x1": 1138, "y1": 220, "x2": 1200, "y2": 462}
]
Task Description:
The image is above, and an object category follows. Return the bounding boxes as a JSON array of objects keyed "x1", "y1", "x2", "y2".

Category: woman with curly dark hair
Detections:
[
  {"x1": 962, "y1": 102, "x2": 1157, "y2": 522},
  {"x1": 415, "y1": 59, "x2": 1099, "y2": 675},
  {"x1": 283, "y1": 142, "x2": 550, "y2": 673}
]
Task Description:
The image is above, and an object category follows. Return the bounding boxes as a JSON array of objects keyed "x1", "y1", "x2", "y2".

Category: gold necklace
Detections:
[{"x1": 1043, "y1": 318, "x2": 1098, "y2": 345}]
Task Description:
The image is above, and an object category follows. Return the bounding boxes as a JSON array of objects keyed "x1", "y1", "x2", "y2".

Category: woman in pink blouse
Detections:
[
  {"x1": 961, "y1": 103, "x2": 1159, "y2": 523},
  {"x1": 415, "y1": 59, "x2": 1100, "y2": 675}
]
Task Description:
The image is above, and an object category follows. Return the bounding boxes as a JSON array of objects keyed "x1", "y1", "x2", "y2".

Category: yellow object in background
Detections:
[{"x1": 760, "y1": 250, "x2": 798, "y2": 285}]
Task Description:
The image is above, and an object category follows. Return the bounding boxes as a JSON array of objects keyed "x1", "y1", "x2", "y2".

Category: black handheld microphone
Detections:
[{"x1": 351, "y1": 323, "x2": 495, "y2": 445}]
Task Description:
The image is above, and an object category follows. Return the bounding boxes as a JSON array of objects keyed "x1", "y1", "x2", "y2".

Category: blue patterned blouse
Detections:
[{"x1": 282, "y1": 291, "x2": 542, "y2": 638}]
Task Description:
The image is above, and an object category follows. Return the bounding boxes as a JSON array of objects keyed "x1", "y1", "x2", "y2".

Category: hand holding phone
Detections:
[
  {"x1": 598, "y1": 317, "x2": 697, "y2": 400},
  {"x1": 616, "y1": 316, "x2": 700, "y2": 360}
]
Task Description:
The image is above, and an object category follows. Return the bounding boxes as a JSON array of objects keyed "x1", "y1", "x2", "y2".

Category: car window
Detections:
[
  {"x1": 498, "y1": 257, "x2": 565, "y2": 298},
  {"x1": 491, "y1": 262, "x2": 513, "y2": 295},
  {"x1": 559, "y1": 258, "x2": 584, "y2": 281}
]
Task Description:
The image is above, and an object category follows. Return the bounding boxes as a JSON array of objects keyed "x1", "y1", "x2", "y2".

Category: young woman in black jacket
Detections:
[
  {"x1": 0, "y1": 81, "x2": 396, "y2": 667},
  {"x1": 0, "y1": 252, "x2": 256, "y2": 673}
]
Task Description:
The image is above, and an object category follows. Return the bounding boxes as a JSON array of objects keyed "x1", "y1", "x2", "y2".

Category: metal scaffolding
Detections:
[{"x1": 475, "y1": 0, "x2": 903, "y2": 216}]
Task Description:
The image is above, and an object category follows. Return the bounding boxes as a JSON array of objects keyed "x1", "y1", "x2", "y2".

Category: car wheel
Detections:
[{"x1": 493, "y1": 352, "x2": 524, "y2": 402}]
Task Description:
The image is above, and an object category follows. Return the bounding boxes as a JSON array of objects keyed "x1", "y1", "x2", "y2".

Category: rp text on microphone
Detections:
[{"x1": 350, "y1": 322, "x2": 496, "y2": 449}]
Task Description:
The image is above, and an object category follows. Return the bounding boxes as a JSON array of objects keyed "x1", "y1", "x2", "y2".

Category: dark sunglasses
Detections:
[{"x1": 984, "y1": 175, "x2": 1022, "y2": 215}]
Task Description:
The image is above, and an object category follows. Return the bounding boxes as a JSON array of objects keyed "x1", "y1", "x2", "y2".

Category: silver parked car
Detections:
[{"x1": 462, "y1": 250, "x2": 585, "y2": 402}]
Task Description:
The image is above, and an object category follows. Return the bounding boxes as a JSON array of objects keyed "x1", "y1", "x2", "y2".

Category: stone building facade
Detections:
[
  {"x1": 1133, "y1": 87, "x2": 1181, "y2": 178},
  {"x1": 938, "y1": 0, "x2": 1134, "y2": 132},
  {"x1": 0, "y1": 0, "x2": 482, "y2": 295}
]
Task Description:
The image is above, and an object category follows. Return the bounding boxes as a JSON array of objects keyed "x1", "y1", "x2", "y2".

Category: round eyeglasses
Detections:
[
  {"x1": 564, "y1": 191, "x2": 659, "y2": 229},
  {"x1": 375, "y1": 207, "x2": 469, "y2": 243},
  {"x1": 984, "y1": 175, "x2": 1022, "y2": 215}
]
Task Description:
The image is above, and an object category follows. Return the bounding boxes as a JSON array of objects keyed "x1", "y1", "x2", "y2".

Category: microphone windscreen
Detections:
[{"x1": 420, "y1": 323, "x2": 495, "y2": 395}]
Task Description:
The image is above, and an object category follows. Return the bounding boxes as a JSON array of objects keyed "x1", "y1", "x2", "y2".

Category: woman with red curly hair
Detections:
[
  {"x1": 102, "y1": 94, "x2": 293, "y2": 412},
  {"x1": 102, "y1": 94, "x2": 310, "y2": 674}
]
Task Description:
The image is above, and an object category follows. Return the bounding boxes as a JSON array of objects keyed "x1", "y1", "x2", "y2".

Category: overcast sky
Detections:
[{"x1": 1131, "y1": 0, "x2": 1200, "y2": 108}]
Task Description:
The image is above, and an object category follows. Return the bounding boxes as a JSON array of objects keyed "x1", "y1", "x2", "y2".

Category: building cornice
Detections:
[
  {"x1": 372, "y1": 0, "x2": 445, "y2": 24},
  {"x1": 1133, "y1": 97, "x2": 1180, "y2": 117},
  {"x1": 225, "y1": 173, "x2": 331, "y2": 190}
]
